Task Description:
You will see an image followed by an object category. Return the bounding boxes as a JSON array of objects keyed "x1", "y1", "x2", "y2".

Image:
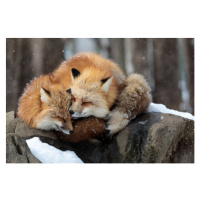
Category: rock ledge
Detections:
[{"x1": 6, "y1": 111, "x2": 194, "y2": 163}]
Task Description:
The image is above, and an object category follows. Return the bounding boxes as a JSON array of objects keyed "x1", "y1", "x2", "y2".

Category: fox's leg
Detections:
[{"x1": 107, "y1": 74, "x2": 152, "y2": 136}]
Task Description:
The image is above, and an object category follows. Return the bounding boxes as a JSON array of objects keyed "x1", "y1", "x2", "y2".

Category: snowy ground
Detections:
[
  {"x1": 26, "y1": 103, "x2": 194, "y2": 163},
  {"x1": 26, "y1": 137, "x2": 83, "y2": 163}
]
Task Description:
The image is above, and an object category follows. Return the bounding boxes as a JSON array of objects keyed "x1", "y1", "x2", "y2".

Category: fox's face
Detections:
[
  {"x1": 38, "y1": 84, "x2": 73, "y2": 134},
  {"x1": 69, "y1": 68, "x2": 113, "y2": 119}
]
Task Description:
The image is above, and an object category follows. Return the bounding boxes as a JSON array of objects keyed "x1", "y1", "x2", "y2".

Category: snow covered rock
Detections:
[
  {"x1": 6, "y1": 109, "x2": 194, "y2": 163},
  {"x1": 26, "y1": 137, "x2": 83, "y2": 163},
  {"x1": 62, "y1": 112, "x2": 194, "y2": 163}
]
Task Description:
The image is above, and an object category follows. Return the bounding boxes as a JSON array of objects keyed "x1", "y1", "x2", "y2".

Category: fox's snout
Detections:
[
  {"x1": 57, "y1": 118, "x2": 73, "y2": 135},
  {"x1": 69, "y1": 103, "x2": 109, "y2": 119},
  {"x1": 69, "y1": 108, "x2": 78, "y2": 118},
  {"x1": 69, "y1": 110, "x2": 75, "y2": 115},
  {"x1": 65, "y1": 117, "x2": 73, "y2": 132},
  {"x1": 69, "y1": 101, "x2": 85, "y2": 118}
]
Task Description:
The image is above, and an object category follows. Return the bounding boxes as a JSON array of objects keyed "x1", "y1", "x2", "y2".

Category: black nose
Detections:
[
  {"x1": 69, "y1": 110, "x2": 74, "y2": 115},
  {"x1": 69, "y1": 130, "x2": 74, "y2": 134}
]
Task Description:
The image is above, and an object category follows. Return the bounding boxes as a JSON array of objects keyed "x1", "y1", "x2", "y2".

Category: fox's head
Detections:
[
  {"x1": 39, "y1": 81, "x2": 73, "y2": 135},
  {"x1": 69, "y1": 68, "x2": 116, "y2": 119}
]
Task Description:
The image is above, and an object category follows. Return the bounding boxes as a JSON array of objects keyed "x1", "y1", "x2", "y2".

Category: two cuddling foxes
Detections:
[{"x1": 18, "y1": 52, "x2": 152, "y2": 142}]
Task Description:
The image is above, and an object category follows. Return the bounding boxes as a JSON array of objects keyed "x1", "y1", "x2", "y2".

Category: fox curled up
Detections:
[{"x1": 18, "y1": 52, "x2": 152, "y2": 142}]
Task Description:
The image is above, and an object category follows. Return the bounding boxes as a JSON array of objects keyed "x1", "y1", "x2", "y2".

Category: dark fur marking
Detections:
[
  {"x1": 71, "y1": 68, "x2": 81, "y2": 79},
  {"x1": 66, "y1": 88, "x2": 71, "y2": 94},
  {"x1": 101, "y1": 76, "x2": 111, "y2": 85},
  {"x1": 42, "y1": 87, "x2": 50, "y2": 96}
]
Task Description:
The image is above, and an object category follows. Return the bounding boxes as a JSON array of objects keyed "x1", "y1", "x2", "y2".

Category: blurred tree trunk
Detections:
[
  {"x1": 109, "y1": 38, "x2": 125, "y2": 72},
  {"x1": 6, "y1": 38, "x2": 66, "y2": 113},
  {"x1": 130, "y1": 38, "x2": 155, "y2": 89},
  {"x1": 30, "y1": 38, "x2": 44, "y2": 76},
  {"x1": 153, "y1": 38, "x2": 182, "y2": 110},
  {"x1": 6, "y1": 38, "x2": 20, "y2": 112},
  {"x1": 6, "y1": 39, "x2": 34, "y2": 112},
  {"x1": 185, "y1": 39, "x2": 194, "y2": 114},
  {"x1": 124, "y1": 38, "x2": 134, "y2": 75},
  {"x1": 42, "y1": 39, "x2": 65, "y2": 73},
  {"x1": 131, "y1": 38, "x2": 148, "y2": 74}
]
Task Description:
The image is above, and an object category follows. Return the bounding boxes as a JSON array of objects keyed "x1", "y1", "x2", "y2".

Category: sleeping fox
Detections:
[
  {"x1": 17, "y1": 74, "x2": 73, "y2": 134},
  {"x1": 18, "y1": 52, "x2": 151, "y2": 142},
  {"x1": 53, "y1": 52, "x2": 152, "y2": 136},
  {"x1": 17, "y1": 74, "x2": 106, "y2": 142},
  {"x1": 53, "y1": 52, "x2": 126, "y2": 119}
]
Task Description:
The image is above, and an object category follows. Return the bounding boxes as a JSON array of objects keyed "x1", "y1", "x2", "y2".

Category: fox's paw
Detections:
[{"x1": 107, "y1": 110, "x2": 129, "y2": 135}]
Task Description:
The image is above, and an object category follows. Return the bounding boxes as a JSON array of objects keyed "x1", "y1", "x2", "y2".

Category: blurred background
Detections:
[{"x1": 6, "y1": 38, "x2": 194, "y2": 114}]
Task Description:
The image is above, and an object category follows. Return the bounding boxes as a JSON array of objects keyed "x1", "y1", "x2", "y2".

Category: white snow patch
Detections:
[
  {"x1": 138, "y1": 120, "x2": 147, "y2": 125},
  {"x1": 160, "y1": 116, "x2": 164, "y2": 120},
  {"x1": 26, "y1": 137, "x2": 83, "y2": 163},
  {"x1": 147, "y1": 103, "x2": 194, "y2": 121}
]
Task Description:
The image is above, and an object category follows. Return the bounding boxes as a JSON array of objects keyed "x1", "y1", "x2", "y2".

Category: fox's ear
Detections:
[
  {"x1": 66, "y1": 88, "x2": 71, "y2": 94},
  {"x1": 71, "y1": 68, "x2": 80, "y2": 82},
  {"x1": 40, "y1": 87, "x2": 50, "y2": 104},
  {"x1": 101, "y1": 76, "x2": 113, "y2": 92}
]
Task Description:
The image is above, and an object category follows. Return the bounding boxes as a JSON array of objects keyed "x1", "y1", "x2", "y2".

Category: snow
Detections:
[
  {"x1": 147, "y1": 103, "x2": 194, "y2": 120},
  {"x1": 138, "y1": 120, "x2": 147, "y2": 125},
  {"x1": 160, "y1": 116, "x2": 164, "y2": 120},
  {"x1": 26, "y1": 137, "x2": 83, "y2": 163}
]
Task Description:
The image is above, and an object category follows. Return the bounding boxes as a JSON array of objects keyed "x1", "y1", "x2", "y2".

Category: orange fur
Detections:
[
  {"x1": 17, "y1": 52, "x2": 152, "y2": 143},
  {"x1": 53, "y1": 52, "x2": 126, "y2": 91},
  {"x1": 53, "y1": 52, "x2": 126, "y2": 119},
  {"x1": 57, "y1": 117, "x2": 106, "y2": 143},
  {"x1": 17, "y1": 73, "x2": 107, "y2": 142},
  {"x1": 53, "y1": 52, "x2": 152, "y2": 136},
  {"x1": 17, "y1": 74, "x2": 73, "y2": 132}
]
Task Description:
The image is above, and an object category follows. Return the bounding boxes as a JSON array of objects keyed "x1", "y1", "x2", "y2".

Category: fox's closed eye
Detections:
[
  {"x1": 82, "y1": 102, "x2": 92, "y2": 106},
  {"x1": 55, "y1": 117, "x2": 65, "y2": 123}
]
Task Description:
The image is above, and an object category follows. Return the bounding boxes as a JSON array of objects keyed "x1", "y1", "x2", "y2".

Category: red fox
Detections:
[
  {"x1": 53, "y1": 52, "x2": 126, "y2": 119},
  {"x1": 17, "y1": 74, "x2": 73, "y2": 134},
  {"x1": 53, "y1": 52, "x2": 152, "y2": 136},
  {"x1": 17, "y1": 74, "x2": 107, "y2": 142}
]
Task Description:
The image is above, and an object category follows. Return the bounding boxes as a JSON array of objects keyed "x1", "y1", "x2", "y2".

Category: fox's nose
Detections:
[
  {"x1": 69, "y1": 130, "x2": 74, "y2": 134},
  {"x1": 69, "y1": 110, "x2": 75, "y2": 115}
]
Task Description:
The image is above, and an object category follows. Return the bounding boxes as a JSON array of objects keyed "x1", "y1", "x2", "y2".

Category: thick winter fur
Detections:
[
  {"x1": 18, "y1": 73, "x2": 107, "y2": 142},
  {"x1": 17, "y1": 75, "x2": 73, "y2": 134},
  {"x1": 53, "y1": 52, "x2": 126, "y2": 89},
  {"x1": 53, "y1": 52, "x2": 152, "y2": 137},
  {"x1": 57, "y1": 117, "x2": 106, "y2": 143},
  {"x1": 17, "y1": 52, "x2": 152, "y2": 142},
  {"x1": 107, "y1": 74, "x2": 152, "y2": 135},
  {"x1": 53, "y1": 52, "x2": 126, "y2": 119}
]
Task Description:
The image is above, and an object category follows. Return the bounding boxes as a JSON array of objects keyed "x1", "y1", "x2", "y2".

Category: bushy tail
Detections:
[{"x1": 107, "y1": 73, "x2": 152, "y2": 135}]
